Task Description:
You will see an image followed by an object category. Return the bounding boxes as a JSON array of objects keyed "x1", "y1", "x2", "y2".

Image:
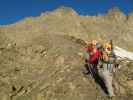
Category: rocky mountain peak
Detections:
[
  {"x1": 0, "y1": 6, "x2": 133, "y2": 100},
  {"x1": 106, "y1": 6, "x2": 126, "y2": 21},
  {"x1": 41, "y1": 6, "x2": 78, "y2": 17}
]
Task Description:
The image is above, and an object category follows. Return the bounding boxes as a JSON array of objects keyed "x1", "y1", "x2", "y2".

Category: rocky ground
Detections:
[
  {"x1": 0, "y1": 33, "x2": 133, "y2": 100},
  {"x1": 0, "y1": 6, "x2": 133, "y2": 100}
]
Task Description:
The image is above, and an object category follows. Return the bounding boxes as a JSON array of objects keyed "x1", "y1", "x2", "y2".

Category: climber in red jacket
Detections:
[
  {"x1": 84, "y1": 40, "x2": 101, "y2": 77},
  {"x1": 84, "y1": 40, "x2": 101, "y2": 64},
  {"x1": 77, "y1": 40, "x2": 102, "y2": 77}
]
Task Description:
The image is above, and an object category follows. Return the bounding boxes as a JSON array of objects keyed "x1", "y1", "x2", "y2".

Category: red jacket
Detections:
[{"x1": 84, "y1": 47, "x2": 101, "y2": 64}]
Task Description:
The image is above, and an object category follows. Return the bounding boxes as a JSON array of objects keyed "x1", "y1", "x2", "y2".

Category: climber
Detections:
[
  {"x1": 78, "y1": 39, "x2": 117, "y2": 97},
  {"x1": 78, "y1": 40, "x2": 101, "y2": 77},
  {"x1": 98, "y1": 40, "x2": 116, "y2": 97}
]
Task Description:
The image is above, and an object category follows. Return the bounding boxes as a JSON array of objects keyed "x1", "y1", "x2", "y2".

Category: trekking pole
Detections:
[
  {"x1": 88, "y1": 64, "x2": 98, "y2": 79},
  {"x1": 88, "y1": 64, "x2": 94, "y2": 77}
]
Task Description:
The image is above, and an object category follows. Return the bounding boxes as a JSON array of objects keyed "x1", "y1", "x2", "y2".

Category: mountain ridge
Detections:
[
  {"x1": 0, "y1": 7, "x2": 133, "y2": 99},
  {"x1": 1, "y1": 6, "x2": 132, "y2": 50}
]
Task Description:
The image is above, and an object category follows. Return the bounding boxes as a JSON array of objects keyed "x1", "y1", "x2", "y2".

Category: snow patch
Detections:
[{"x1": 114, "y1": 46, "x2": 133, "y2": 60}]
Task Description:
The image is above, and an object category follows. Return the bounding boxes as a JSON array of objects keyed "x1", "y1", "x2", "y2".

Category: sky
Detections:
[{"x1": 0, "y1": 0, "x2": 133, "y2": 25}]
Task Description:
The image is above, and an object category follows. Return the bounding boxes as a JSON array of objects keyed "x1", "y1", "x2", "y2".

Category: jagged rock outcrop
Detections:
[{"x1": 105, "y1": 7, "x2": 127, "y2": 22}]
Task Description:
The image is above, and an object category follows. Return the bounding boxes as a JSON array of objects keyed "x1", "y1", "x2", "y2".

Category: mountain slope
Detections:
[
  {"x1": 0, "y1": 7, "x2": 133, "y2": 100},
  {"x1": 1, "y1": 6, "x2": 133, "y2": 51},
  {"x1": 0, "y1": 33, "x2": 133, "y2": 100}
]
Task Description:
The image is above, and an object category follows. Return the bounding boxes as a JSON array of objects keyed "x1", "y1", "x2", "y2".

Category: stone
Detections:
[{"x1": 55, "y1": 56, "x2": 65, "y2": 66}]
